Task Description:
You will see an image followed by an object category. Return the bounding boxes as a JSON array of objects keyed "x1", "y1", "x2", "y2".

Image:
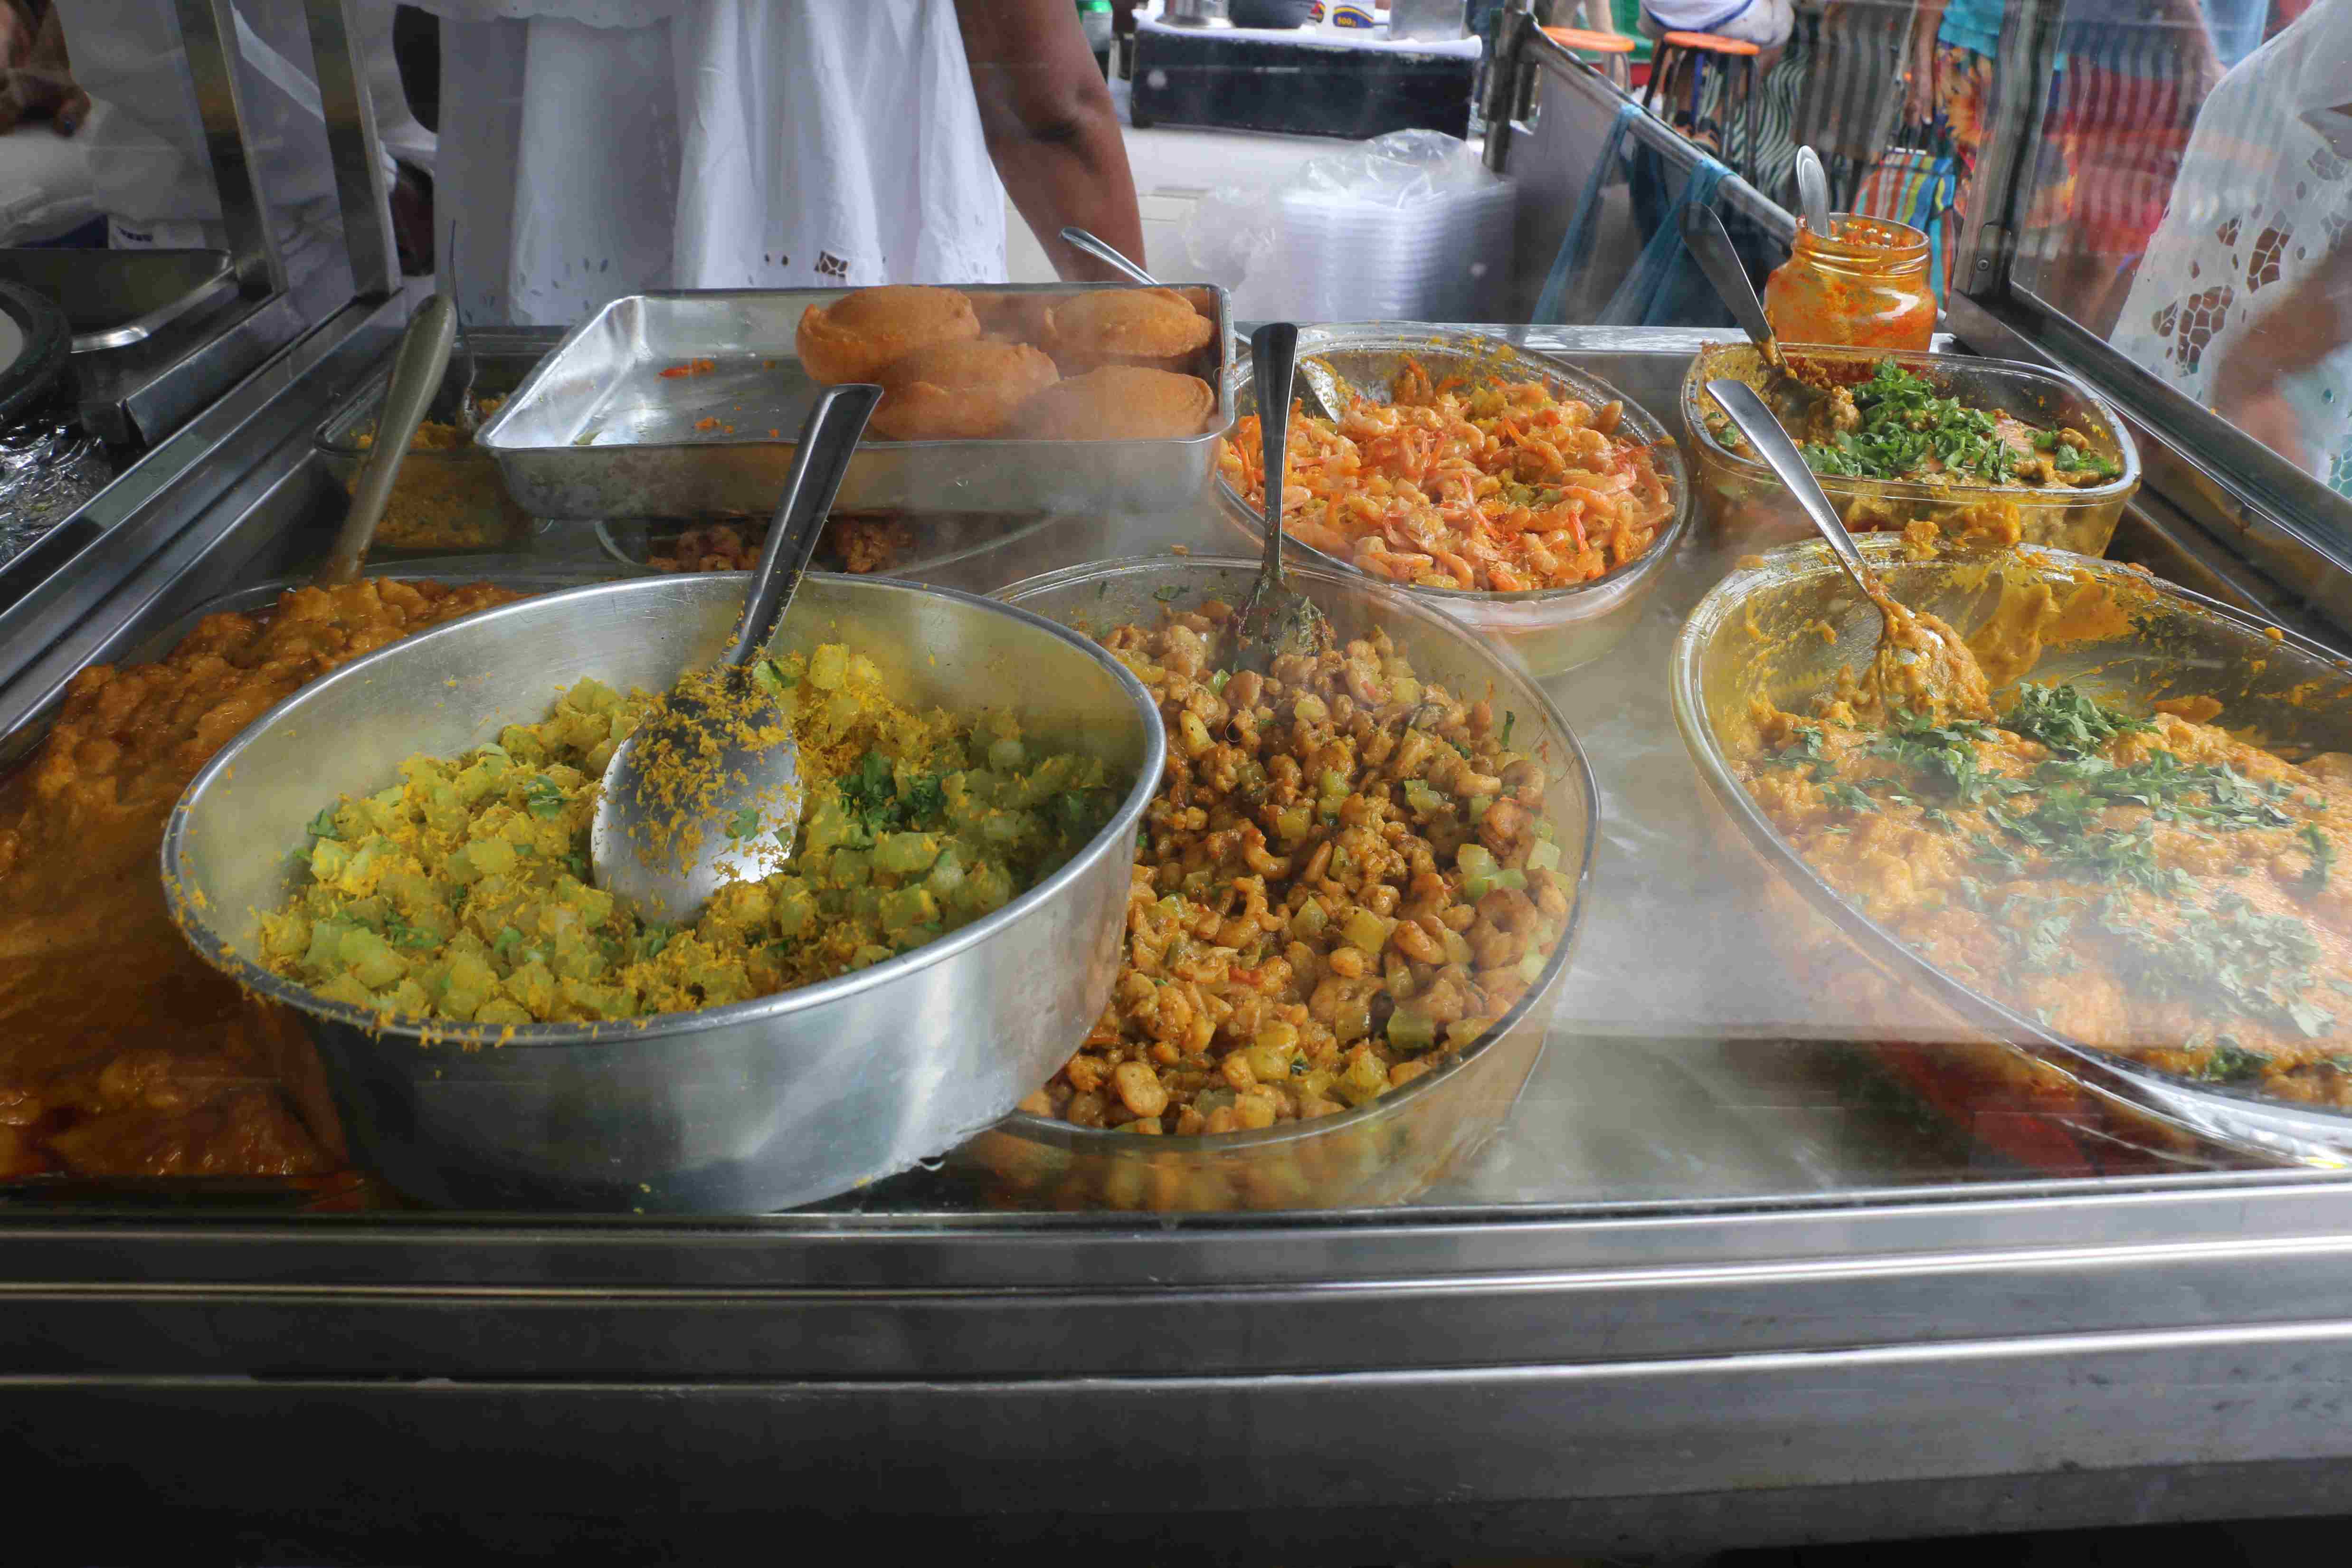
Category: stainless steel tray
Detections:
[
  {"x1": 475, "y1": 285, "x2": 1233, "y2": 520},
  {"x1": 0, "y1": 248, "x2": 239, "y2": 353}
]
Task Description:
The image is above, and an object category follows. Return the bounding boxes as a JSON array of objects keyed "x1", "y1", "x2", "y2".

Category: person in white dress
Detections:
[
  {"x1": 44, "y1": 0, "x2": 431, "y2": 266},
  {"x1": 2111, "y1": 0, "x2": 2352, "y2": 496},
  {"x1": 421, "y1": 0, "x2": 1146, "y2": 324}
]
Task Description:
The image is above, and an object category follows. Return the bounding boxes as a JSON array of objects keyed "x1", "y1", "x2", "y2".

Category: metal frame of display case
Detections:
[
  {"x1": 11, "y1": 328, "x2": 2352, "y2": 1558},
  {"x1": 0, "y1": 0, "x2": 417, "y2": 700},
  {"x1": 17, "y1": 12, "x2": 2352, "y2": 1558}
]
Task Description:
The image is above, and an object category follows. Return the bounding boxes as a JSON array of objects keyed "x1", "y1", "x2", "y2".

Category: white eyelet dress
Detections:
[{"x1": 419, "y1": 0, "x2": 1009, "y2": 325}]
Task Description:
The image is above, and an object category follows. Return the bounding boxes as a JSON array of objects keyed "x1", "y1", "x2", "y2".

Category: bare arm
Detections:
[
  {"x1": 0, "y1": 4, "x2": 86, "y2": 137},
  {"x1": 2210, "y1": 232, "x2": 2352, "y2": 472},
  {"x1": 957, "y1": 0, "x2": 1147, "y2": 281},
  {"x1": 1905, "y1": 0, "x2": 1946, "y2": 125}
]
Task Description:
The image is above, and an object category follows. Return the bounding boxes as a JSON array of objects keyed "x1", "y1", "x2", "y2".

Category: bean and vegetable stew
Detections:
[{"x1": 1024, "y1": 599, "x2": 1575, "y2": 1136}]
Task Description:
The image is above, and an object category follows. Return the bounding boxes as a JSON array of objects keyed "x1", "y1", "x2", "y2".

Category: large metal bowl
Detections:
[
  {"x1": 161, "y1": 573, "x2": 1167, "y2": 1212},
  {"x1": 1674, "y1": 536, "x2": 2352, "y2": 1170},
  {"x1": 1214, "y1": 326, "x2": 1693, "y2": 677},
  {"x1": 951, "y1": 554, "x2": 1601, "y2": 1211}
]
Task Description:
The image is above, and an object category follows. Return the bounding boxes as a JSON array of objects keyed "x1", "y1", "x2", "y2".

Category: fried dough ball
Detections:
[
  {"x1": 871, "y1": 340, "x2": 1062, "y2": 440},
  {"x1": 1012, "y1": 366, "x2": 1217, "y2": 441},
  {"x1": 1042, "y1": 287, "x2": 1214, "y2": 373},
  {"x1": 795, "y1": 285, "x2": 981, "y2": 386},
  {"x1": 969, "y1": 290, "x2": 1056, "y2": 346}
]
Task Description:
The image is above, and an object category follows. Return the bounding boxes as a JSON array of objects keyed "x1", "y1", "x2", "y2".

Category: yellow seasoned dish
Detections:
[
  {"x1": 259, "y1": 643, "x2": 1123, "y2": 1025},
  {"x1": 1740, "y1": 671, "x2": 2352, "y2": 1105}
]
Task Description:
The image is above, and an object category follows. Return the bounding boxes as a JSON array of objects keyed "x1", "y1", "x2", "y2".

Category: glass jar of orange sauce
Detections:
[{"x1": 1761, "y1": 213, "x2": 1936, "y2": 351}]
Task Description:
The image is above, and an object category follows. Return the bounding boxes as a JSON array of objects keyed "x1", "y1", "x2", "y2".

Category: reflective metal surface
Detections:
[
  {"x1": 297, "y1": 0, "x2": 400, "y2": 302},
  {"x1": 0, "y1": 293, "x2": 403, "y2": 726},
  {"x1": 478, "y1": 285, "x2": 1234, "y2": 519},
  {"x1": 21, "y1": 323, "x2": 2352, "y2": 1545},
  {"x1": 163, "y1": 573, "x2": 1166, "y2": 1211},
  {"x1": 0, "y1": 249, "x2": 240, "y2": 355}
]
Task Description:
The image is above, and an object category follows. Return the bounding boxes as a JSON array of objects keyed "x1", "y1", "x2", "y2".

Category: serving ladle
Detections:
[
  {"x1": 316, "y1": 295, "x2": 456, "y2": 587},
  {"x1": 1056, "y1": 224, "x2": 1353, "y2": 421},
  {"x1": 1795, "y1": 146, "x2": 1833, "y2": 239},
  {"x1": 1706, "y1": 379, "x2": 1990, "y2": 722},
  {"x1": 1233, "y1": 321, "x2": 1334, "y2": 672},
  {"x1": 590, "y1": 381, "x2": 881, "y2": 926},
  {"x1": 1680, "y1": 202, "x2": 1824, "y2": 424}
]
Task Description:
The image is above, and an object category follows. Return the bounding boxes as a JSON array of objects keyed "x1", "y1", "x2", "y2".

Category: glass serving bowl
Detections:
[
  {"x1": 1673, "y1": 535, "x2": 2352, "y2": 1173},
  {"x1": 1214, "y1": 326, "x2": 1692, "y2": 677},
  {"x1": 952, "y1": 552, "x2": 1601, "y2": 1212},
  {"x1": 1680, "y1": 342, "x2": 2139, "y2": 556}
]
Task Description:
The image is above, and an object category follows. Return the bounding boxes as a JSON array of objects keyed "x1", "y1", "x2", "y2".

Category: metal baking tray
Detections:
[
  {"x1": 0, "y1": 248, "x2": 239, "y2": 353},
  {"x1": 475, "y1": 285, "x2": 1233, "y2": 520}
]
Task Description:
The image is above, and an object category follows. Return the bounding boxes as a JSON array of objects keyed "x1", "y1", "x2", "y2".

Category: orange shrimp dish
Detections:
[{"x1": 1218, "y1": 360, "x2": 1677, "y2": 594}]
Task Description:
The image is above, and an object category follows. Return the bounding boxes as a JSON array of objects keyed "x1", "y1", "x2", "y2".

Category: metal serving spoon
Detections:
[
  {"x1": 1233, "y1": 321, "x2": 1333, "y2": 673},
  {"x1": 433, "y1": 220, "x2": 479, "y2": 434},
  {"x1": 1795, "y1": 146, "x2": 1833, "y2": 238},
  {"x1": 1707, "y1": 380, "x2": 1988, "y2": 721},
  {"x1": 1681, "y1": 202, "x2": 1826, "y2": 425},
  {"x1": 316, "y1": 295, "x2": 455, "y2": 587},
  {"x1": 1056, "y1": 224, "x2": 1352, "y2": 421},
  {"x1": 590, "y1": 382, "x2": 881, "y2": 925}
]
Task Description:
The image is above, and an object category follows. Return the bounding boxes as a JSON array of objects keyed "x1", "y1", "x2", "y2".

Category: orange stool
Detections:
[
  {"x1": 1643, "y1": 29, "x2": 1762, "y2": 180},
  {"x1": 1541, "y1": 25, "x2": 1635, "y2": 91}
]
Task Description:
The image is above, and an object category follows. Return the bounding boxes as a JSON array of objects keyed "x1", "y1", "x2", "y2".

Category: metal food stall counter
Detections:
[{"x1": 12, "y1": 319, "x2": 2352, "y2": 1558}]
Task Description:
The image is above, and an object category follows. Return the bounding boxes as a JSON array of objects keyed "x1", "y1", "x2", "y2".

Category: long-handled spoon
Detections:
[
  {"x1": 590, "y1": 382, "x2": 881, "y2": 925},
  {"x1": 1707, "y1": 379, "x2": 1990, "y2": 722},
  {"x1": 315, "y1": 295, "x2": 455, "y2": 587},
  {"x1": 1795, "y1": 146, "x2": 1833, "y2": 238},
  {"x1": 1681, "y1": 203, "x2": 1823, "y2": 423},
  {"x1": 1056, "y1": 225, "x2": 1352, "y2": 421},
  {"x1": 1233, "y1": 321, "x2": 1333, "y2": 673}
]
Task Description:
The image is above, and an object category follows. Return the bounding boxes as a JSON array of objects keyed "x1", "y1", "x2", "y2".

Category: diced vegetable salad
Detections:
[{"x1": 259, "y1": 643, "x2": 1124, "y2": 1026}]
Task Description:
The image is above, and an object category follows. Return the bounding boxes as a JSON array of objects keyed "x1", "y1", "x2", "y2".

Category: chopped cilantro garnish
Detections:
[
  {"x1": 1796, "y1": 360, "x2": 2022, "y2": 485},
  {"x1": 2192, "y1": 1037, "x2": 2271, "y2": 1084},
  {"x1": 1823, "y1": 781, "x2": 1878, "y2": 815},
  {"x1": 2304, "y1": 823, "x2": 2335, "y2": 891},
  {"x1": 521, "y1": 776, "x2": 566, "y2": 820},
  {"x1": 2001, "y1": 683, "x2": 2151, "y2": 755},
  {"x1": 381, "y1": 915, "x2": 441, "y2": 950},
  {"x1": 1501, "y1": 711, "x2": 1517, "y2": 749},
  {"x1": 305, "y1": 806, "x2": 342, "y2": 841},
  {"x1": 901, "y1": 774, "x2": 947, "y2": 825},
  {"x1": 724, "y1": 806, "x2": 762, "y2": 841}
]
